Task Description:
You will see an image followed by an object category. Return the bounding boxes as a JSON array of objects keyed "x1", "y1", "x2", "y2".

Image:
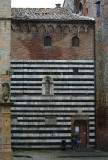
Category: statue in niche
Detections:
[
  {"x1": 45, "y1": 79, "x2": 50, "y2": 95},
  {"x1": 2, "y1": 82, "x2": 10, "y2": 102}
]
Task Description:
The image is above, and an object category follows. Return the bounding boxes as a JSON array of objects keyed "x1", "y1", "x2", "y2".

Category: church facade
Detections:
[
  {"x1": 10, "y1": 7, "x2": 95, "y2": 149},
  {"x1": 2, "y1": 0, "x2": 108, "y2": 151}
]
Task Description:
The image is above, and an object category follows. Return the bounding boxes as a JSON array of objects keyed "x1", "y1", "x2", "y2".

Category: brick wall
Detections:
[
  {"x1": 85, "y1": 0, "x2": 108, "y2": 151},
  {"x1": 95, "y1": 0, "x2": 108, "y2": 151},
  {"x1": 11, "y1": 22, "x2": 94, "y2": 60}
]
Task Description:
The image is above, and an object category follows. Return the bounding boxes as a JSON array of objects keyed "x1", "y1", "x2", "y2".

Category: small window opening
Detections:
[
  {"x1": 72, "y1": 36, "x2": 79, "y2": 47},
  {"x1": 44, "y1": 36, "x2": 51, "y2": 46},
  {"x1": 73, "y1": 68, "x2": 79, "y2": 75},
  {"x1": 96, "y1": 1, "x2": 101, "y2": 17}
]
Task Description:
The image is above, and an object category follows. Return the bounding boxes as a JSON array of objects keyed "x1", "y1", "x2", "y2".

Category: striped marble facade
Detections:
[{"x1": 10, "y1": 60, "x2": 95, "y2": 148}]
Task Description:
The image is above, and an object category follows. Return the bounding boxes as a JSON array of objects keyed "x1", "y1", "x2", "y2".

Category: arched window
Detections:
[
  {"x1": 44, "y1": 36, "x2": 51, "y2": 46},
  {"x1": 42, "y1": 76, "x2": 54, "y2": 95},
  {"x1": 72, "y1": 36, "x2": 79, "y2": 47}
]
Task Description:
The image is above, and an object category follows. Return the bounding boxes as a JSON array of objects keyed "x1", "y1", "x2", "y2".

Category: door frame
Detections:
[{"x1": 71, "y1": 115, "x2": 89, "y2": 147}]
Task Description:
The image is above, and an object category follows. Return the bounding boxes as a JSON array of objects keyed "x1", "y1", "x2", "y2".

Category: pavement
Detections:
[{"x1": 13, "y1": 149, "x2": 108, "y2": 160}]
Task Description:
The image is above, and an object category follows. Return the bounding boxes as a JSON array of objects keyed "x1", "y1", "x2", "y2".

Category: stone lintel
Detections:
[{"x1": 71, "y1": 115, "x2": 89, "y2": 120}]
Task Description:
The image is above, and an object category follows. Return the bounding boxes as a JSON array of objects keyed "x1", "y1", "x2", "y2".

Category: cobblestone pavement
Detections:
[{"x1": 13, "y1": 149, "x2": 108, "y2": 160}]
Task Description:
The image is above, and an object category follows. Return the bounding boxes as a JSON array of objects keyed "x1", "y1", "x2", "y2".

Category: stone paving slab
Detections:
[{"x1": 13, "y1": 149, "x2": 108, "y2": 160}]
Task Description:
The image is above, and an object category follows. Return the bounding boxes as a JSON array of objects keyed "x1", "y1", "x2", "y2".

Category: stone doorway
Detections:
[
  {"x1": 73, "y1": 120, "x2": 87, "y2": 147},
  {"x1": 71, "y1": 115, "x2": 89, "y2": 147}
]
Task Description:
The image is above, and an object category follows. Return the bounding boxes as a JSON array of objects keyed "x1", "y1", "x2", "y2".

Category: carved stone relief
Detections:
[{"x1": 2, "y1": 83, "x2": 10, "y2": 102}]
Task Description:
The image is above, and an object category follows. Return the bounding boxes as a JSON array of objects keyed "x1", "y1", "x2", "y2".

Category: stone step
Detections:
[{"x1": 75, "y1": 147, "x2": 95, "y2": 152}]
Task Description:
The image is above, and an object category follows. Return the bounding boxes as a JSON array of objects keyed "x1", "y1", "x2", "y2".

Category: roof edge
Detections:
[{"x1": 12, "y1": 18, "x2": 95, "y2": 23}]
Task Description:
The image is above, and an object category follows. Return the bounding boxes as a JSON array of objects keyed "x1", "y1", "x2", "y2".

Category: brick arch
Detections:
[
  {"x1": 79, "y1": 26, "x2": 85, "y2": 33},
  {"x1": 23, "y1": 25, "x2": 29, "y2": 33},
  {"x1": 38, "y1": 25, "x2": 46, "y2": 34},
  {"x1": 30, "y1": 25, "x2": 37, "y2": 32},
  {"x1": 48, "y1": 25, "x2": 54, "y2": 33},
  {"x1": 56, "y1": 25, "x2": 62, "y2": 33},
  {"x1": 63, "y1": 25, "x2": 70, "y2": 33},
  {"x1": 15, "y1": 25, "x2": 21, "y2": 32},
  {"x1": 72, "y1": 26, "x2": 78, "y2": 34}
]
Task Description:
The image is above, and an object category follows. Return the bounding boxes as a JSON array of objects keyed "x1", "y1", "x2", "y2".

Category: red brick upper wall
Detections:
[{"x1": 11, "y1": 22, "x2": 95, "y2": 60}]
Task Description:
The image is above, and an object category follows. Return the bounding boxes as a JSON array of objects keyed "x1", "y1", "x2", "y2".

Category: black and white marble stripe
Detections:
[{"x1": 10, "y1": 60, "x2": 95, "y2": 149}]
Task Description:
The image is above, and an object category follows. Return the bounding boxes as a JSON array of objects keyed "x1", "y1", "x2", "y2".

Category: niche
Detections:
[{"x1": 42, "y1": 76, "x2": 54, "y2": 95}]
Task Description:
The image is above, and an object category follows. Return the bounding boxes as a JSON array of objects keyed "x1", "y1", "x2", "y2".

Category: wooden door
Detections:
[{"x1": 73, "y1": 120, "x2": 87, "y2": 147}]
